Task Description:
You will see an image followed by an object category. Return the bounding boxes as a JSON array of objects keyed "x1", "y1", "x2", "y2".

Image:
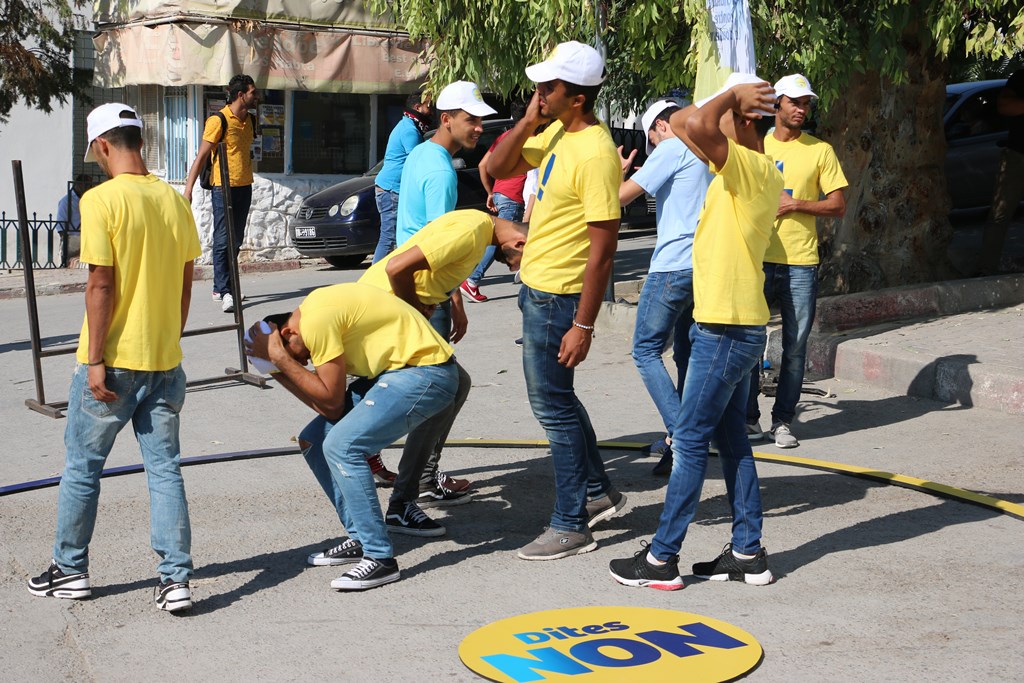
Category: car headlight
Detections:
[{"x1": 339, "y1": 196, "x2": 359, "y2": 217}]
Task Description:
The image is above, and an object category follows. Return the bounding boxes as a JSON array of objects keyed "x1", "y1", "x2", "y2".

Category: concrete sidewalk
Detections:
[{"x1": 1, "y1": 257, "x2": 1020, "y2": 681}]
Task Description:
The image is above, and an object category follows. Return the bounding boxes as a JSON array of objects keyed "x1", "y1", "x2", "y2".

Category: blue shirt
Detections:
[
  {"x1": 630, "y1": 136, "x2": 713, "y2": 273},
  {"x1": 396, "y1": 141, "x2": 457, "y2": 245},
  {"x1": 375, "y1": 117, "x2": 422, "y2": 193}
]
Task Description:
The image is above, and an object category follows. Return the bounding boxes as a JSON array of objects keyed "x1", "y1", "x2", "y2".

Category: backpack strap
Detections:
[{"x1": 210, "y1": 111, "x2": 228, "y2": 163}]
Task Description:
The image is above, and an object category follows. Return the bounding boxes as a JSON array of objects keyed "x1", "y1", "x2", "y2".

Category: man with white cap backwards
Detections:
[
  {"x1": 27, "y1": 103, "x2": 202, "y2": 612},
  {"x1": 744, "y1": 74, "x2": 847, "y2": 449},
  {"x1": 488, "y1": 41, "x2": 628, "y2": 561},
  {"x1": 609, "y1": 73, "x2": 784, "y2": 590},
  {"x1": 387, "y1": 80, "x2": 496, "y2": 519},
  {"x1": 618, "y1": 99, "x2": 714, "y2": 477}
]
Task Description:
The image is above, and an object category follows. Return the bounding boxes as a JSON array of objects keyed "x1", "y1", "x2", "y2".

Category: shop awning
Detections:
[{"x1": 92, "y1": 22, "x2": 427, "y2": 92}]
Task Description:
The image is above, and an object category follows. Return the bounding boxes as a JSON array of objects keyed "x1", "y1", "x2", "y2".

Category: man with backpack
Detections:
[{"x1": 184, "y1": 74, "x2": 259, "y2": 314}]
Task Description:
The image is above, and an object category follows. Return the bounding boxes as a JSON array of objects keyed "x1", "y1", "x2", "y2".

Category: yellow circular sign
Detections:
[{"x1": 459, "y1": 606, "x2": 762, "y2": 682}]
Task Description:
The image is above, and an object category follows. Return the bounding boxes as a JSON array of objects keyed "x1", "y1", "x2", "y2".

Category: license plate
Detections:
[{"x1": 295, "y1": 227, "x2": 316, "y2": 238}]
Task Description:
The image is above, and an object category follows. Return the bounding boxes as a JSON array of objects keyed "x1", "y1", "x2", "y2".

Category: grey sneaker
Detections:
[
  {"x1": 746, "y1": 421, "x2": 765, "y2": 441},
  {"x1": 586, "y1": 488, "x2": 627, "y2": 529},
  {"x1": 518, "y1": 527, "x2": 597, "y2": 561},
  {"x1": 769, "y1": 421, "x2": 799, "y2": 448}
]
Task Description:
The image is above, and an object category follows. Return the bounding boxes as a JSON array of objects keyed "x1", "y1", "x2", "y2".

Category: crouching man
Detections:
[{"x1": 246, "y1": 282, "x2": 459, "y2": 591}]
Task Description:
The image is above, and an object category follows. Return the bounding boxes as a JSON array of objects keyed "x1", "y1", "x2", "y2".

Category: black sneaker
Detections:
[
  {"x1": 609, "y1": 542, "x2": 684, "y2": 591},
  {"x1": 307, "y1": 538, "x2": 363, "y2": 566},
  {"x1": 385, "y1": 501, "x2": 446, "y2": 537},
  {"x1": 155, "y1": 580, "x2": 193, "y2": 612},
  {"x1": 331, "y1": 557, "x2": 400, "y2": 591},
  {"x1": 417, "y1": 478, "x2": 473, "y2": 508},
  {"x1": 651, "y1": 440, "x2": 673, "y2": 476},
  {"x1": 586, "y1": 487, "x2": 627, "y2": 528},
  {"x1": 692, "y1": 543, "x2": 775, "y2": 586},
  {"x1": 27, "y1": 561, "x2": 91, "y2": 599}
]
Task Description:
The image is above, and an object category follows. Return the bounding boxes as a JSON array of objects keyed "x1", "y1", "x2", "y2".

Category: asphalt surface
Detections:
[{"x1": 1, "y1": 238, "x2": 1021, "y2": 681}]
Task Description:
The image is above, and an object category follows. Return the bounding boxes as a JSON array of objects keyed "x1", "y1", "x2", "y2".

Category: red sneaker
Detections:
[
  {"x1": 366, "y1": 452, "x2": 396, "y2": 487},
  {"x1": 437, "y1": 471, "x2": 472, "y2": 493},
  {"x1": 459, "y1": 279, "x2": 488, "y2": 303}
]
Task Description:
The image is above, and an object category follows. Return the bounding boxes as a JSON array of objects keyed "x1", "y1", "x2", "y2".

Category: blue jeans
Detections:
[
  {"x1": 372, "y1": 188, "x2": 399, "y2": 264},
  {"x1": 631, "y1": 269, "x2": 694, "y2": 437},
  {"x1": 652, "y1": 323, "x2": 767, "y2": 561},
  {"x1": 746, "y1": 263, "x2": 818, "y2": 426},
  {"x1": 297, "y1": 361, "x2": 459, "y2": 560},
  {"x1": 469, "y1": 193, "x2": 524, "y2": 283},
  {"x1": 54, "y1": 364, "x2": 192, "y2": 583},
  {"x1": 211, "y1": 184, "x2": 252, "y2": 296},
  {"x1": 519, "y1": 285, "x2": 612, "y2": 532}
]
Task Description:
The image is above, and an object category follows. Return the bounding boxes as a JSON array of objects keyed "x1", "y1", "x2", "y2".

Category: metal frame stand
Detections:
[{"x1": 12, "y1": 155, "x2": 265, "y2": 420}]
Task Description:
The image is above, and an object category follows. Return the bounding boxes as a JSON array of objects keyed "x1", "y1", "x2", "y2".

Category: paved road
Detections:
[{"x1": 1, "y1": 245, "x2": 1021, "y2": 681}]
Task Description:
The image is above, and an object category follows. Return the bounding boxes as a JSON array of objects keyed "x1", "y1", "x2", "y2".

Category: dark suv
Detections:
[{"x1": 290, "y1": 119, "x2": 514, "y2": 268}]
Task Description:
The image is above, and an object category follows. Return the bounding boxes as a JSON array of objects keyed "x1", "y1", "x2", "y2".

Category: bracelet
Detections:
[
  {"x1": 572, "y1": 320, "x2": 595, "y2": 334},
  {"x1": 87, "y1": 360, "x2": 104, "y2": 366}
]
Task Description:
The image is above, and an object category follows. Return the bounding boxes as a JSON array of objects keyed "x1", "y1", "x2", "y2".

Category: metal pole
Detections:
[
  {"x1": 12, "y1": 161, "x2": 47, "y2": 406},
  {"x1": 216, "y1": 142, "x2": 250, "y2": 372}
]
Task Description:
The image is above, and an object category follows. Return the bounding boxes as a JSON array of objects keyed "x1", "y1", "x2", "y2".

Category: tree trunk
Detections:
[{"x1": 817, "y1": 38, "x2": 955, "y2": 295}]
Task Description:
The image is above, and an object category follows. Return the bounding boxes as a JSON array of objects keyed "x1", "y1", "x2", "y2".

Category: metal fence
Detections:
[{"x1": 0, "y1": 212, "x2": 67, "y2": 269}]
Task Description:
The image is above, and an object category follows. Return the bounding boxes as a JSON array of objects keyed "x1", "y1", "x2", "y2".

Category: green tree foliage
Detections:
[
  {"x1": 0, "y1": 0, "x2": 91, "y2": 125},
  {"x1": 369, "y1": 0, "x2": 1022, "y2": 111}
]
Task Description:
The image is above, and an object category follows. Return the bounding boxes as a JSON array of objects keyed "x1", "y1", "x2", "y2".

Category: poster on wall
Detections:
[
  {"x1": 263, "y1": 127, "x2": 282, "y2": 153},
  {"x1": 260, "y1": 104, "x2": 285, "y2": 126},
  {"x1": 206, "y1": 98, "x2": 227, "y2": 117},
  {"x1": 251, "y1": 137, "x2": 263, "y2": 161}
]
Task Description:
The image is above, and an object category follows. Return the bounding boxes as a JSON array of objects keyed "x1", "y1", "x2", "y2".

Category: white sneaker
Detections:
[
  {"x1": 212, "y1": 291, "x2": 222, "y2": 301},
  {"x1": 769, "y1": 421, "x2": 799, "y2": 448},
  {"x1": 222, "y1": 293, "x2": 235, "y2": 313},
  {"x1": 746, "y1": 421, "x2": 765, "y2": 441}
]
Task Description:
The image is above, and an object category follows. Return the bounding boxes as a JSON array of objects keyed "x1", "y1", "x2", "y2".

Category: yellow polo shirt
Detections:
[
  {"x1": 518, "y1": 120, "x2": 621, "y2": 294},
  {"x1": 203, "y1": 106, "x2": 254, "y2": 188},
  {"x1": 692, "y1": 139, "x2": 784, "y2": 325},
  {"x1": 359, "y1": 209, "x2": 494, "y2": 305},
  {"x1": 299, "y1": 283, "x2": 452, "y2": 377},
  {"x1": 763, "y1": 132, "x2": 848, "y2": 265},
  {"x1": 76, "y1": 174, "x2": 202, "y2": 371}
]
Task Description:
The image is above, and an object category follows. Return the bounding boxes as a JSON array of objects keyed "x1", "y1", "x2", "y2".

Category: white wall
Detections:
[{"x1": 0, "y1": 101, "x2": 75, "y2": 220}]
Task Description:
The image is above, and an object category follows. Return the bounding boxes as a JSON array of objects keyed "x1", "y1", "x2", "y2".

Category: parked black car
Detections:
[
  {"x1": 944, "y1": 79, "x2": 1010, "y2": 211},
  {"x1": 290, "y1": 119, "x2": 514, "y2": 268},
  {"x1": 290, "y1": 120, "x2": 653, "y2": 268}
]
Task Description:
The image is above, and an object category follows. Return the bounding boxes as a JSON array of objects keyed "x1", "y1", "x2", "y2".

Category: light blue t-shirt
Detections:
[
  {"x1": 396, "y1": 141, "x2": 457, "y2": 245},
  {"x1": 630, "y1": 136, "x2": 713, "y2": 273},
  {"x1": 375, "y1": 117, "x2": 422, "y2": 193}
]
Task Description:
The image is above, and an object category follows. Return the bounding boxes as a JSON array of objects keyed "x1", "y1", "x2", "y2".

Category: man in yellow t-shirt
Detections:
[
  {"x1": 246, "y1": 283, "x2": 460, "y2": 591},
  {"x1": 28, "y1": 103, "x2": 202, "y2": 613},
  {"x1": 183, "y1": 74, "x2": 259, "y2": 314},
  {"x1": 358, "y1": 208, "x2": 528, "y2": 514},
  {"x1": 487, "y1": 41, "x2": 626, "y2": 561},
  {"x1": 746, "y1": 74, "x2": 848, "y2": 449},
  {"x1": 609, "y1": 74, "x2": 783, "y2": 591}
]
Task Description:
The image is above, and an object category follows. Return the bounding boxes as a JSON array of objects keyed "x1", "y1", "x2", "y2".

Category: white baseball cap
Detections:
[
  {"x1": 84, "y1": 103, "x2": 143, "y2": 162},
  {"x1": 696, "y1": 72, "x2": 776, "y2": 117},
  {"x1": 774, "y1": 73, "x2": 818, "y2": 101},
  {"x1": 525, "y1": 41, "x2": 605, "y2": 87},
  {"x1": 640, "y1": 99, "x2": 684, "y2": 154},
  {"x1": 435, "y1": 81, "x2": 497, "y2": 117}
]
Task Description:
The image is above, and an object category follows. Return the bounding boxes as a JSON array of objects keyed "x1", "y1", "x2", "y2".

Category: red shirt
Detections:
[{"x1": 489, "y1": 131, "x2": 526, "y2": 203}]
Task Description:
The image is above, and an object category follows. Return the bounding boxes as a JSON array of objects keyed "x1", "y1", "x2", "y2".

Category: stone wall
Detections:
[{"x1": 188, "y1": 173, "x2": 356, "y2": 263}]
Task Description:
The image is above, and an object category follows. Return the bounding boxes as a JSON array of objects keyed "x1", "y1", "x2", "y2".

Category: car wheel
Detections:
[{"x1": 324, "y1": 254, "x2": 369, "y2": 269}]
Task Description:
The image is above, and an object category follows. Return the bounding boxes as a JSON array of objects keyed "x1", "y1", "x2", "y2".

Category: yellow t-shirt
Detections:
[
  {"x1": 518, "y1": 120, "x2": 621, "y2": 294},
  {"x1": 203, "y1": 106, "x2": 255, "y2": 187},
  {"x1": 763, "y1": 132, "x2": 848, "y2": 265},
  {"x1": 358, "y1": 209, "x2": 493, "y2": 304},
  {"x1": 692, "y1": 139, "x2": 784, "y2": 326},
  {"x1": 299, "y1": 283, "x2": 452, "y2": 377},
  {"x1": 76, "y1": 174, "x2": 202, "y2": 371}
]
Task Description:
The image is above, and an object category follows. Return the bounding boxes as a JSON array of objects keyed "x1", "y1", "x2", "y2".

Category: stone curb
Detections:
[
  {"x1": 597, "y1": 273, "x2": 1024, "y2": 415},
  {"x1": 0, "y1": 258, "x2": 325, "y2": 301}
]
